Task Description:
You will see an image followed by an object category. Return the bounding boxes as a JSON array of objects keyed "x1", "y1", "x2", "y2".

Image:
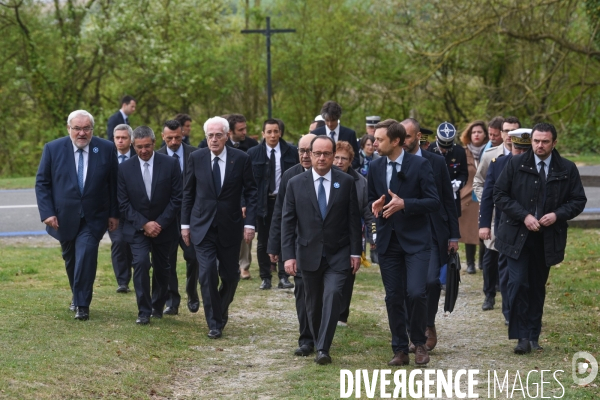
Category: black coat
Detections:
[
  {"x1": 494, "y1": 148, "x2": 586, "y2": 266},
  {"x1": 106, "y1": 111, "x2": 127, "y2": 142},
  {"x1": 479, "y1": 153, "x2": 511, "y2": 231},
  {"x1": 312, "y1": 125, "x2": 361, "y2": 169},
  {"x1": 427, "y1": 142, "x2": 468, "y2": 218},
  {"x1": 247, "y1": 139, "x2": 299, "y2": 219}
]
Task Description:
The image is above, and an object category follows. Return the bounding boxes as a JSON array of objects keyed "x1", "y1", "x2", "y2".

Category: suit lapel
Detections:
[
  {"x1": 325, "y1": 170, "x2": 340, "y2": 218},
  {"x1": 396, "y1": 152, "x2": 410, "y2": 195},
  {"x1": 129, "y1": 155, "x2": 148, "y2": 202},
  {"x1": 63, "y1": 139, "x2": 80, "y2": 194},
  {"x1": 221, "y1": 148, "x2": 235, "y2": 195},
  {"x1": 83, "y1": 139, "x2": 98, "y2": 195},
  {"x1": 202, "y1": 150, "x2": 217, "y2": 197},
  {"x1": 303, "y1": 172, "x2": 321, "y2": 217},
  {"x1": 150, "y1": 153, "x2": 162, "y2": 202}
]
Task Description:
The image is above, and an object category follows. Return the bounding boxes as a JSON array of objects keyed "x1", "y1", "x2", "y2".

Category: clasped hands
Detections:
[
  {"x1": 372, "y1": 190, "x2": 405, "y2": 219},
  {"x1": 524, "y1": 213, "x2": 557, "y2": 232}
]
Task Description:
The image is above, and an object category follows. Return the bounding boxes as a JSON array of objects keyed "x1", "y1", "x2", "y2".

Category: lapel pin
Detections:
[
  {"x1": 333, "y1": 182, "x2": 340, "y2": 189},
  {"x1": 93, "y1": 147, "x2": 99, "y2": 153}
]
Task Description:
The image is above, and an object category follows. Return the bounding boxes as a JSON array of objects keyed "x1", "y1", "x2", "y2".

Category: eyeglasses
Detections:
[
  {"x1": 501, "y1": 129, "x2": 511, "y2": 133},
  {"x1": 334, "y1": 156, "x2": 349, "y2": 162},
  {"x1": 70, "y1": 126, "x2": 93, "y2": 133},
  {"x1": 206, "y1": 133, "x2": 226, "y2": 140},
  {"x1": 311, "y1": 151, "x2": 334, "y2": 158},
  {"x1": 298, "y1": 148, "x2": 311, "y2": 155}
]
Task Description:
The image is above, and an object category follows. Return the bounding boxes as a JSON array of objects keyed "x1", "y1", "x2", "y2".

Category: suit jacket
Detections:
[
  {"x1": 427, "y1": 142, "x2": 468, "y2": 217},
  {"x1": 312, "y1": 125, "x2": 360, "y2": 169},
  {"x1": 117, "y1": 153, "x2": 182, "y2": 244},
  {"x1": 181, "y1": 147, "x2": 258, "y2": 247},
  {"x1": 367, "y1": 151, "x2": 440, "y2": 255},
  {"x1": 473, "y1": 144, "x2": 506, "y2": 201},
  {"x1": 106, "y1": 110, "x2": 127, "y2": 142},
  {"x1": 35, "y1": 136, "x2": 119, "y2": 242},
  {"x1": 157, "y1": 142, "x2": 198, "y2": 189},
  {"x1": 421, "y1": 150, "x2": 461, "y2": 263},
  {"x1": 479, "y1": 153, "x2": 511, "y2": 248},
  {"x1": 281, "y1": 168, "x2": 362, "y2": 272},
  {"x1": 198, "y1": 136, "x2": 259, "y2": 152}
]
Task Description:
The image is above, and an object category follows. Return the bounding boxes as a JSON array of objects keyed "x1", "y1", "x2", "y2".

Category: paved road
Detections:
[{"x1": 0, "y1": 189, "x2": 46, "y2": 235}]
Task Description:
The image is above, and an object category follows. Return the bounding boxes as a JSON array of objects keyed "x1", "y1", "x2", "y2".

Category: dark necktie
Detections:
[
  {"x1": 172, "y1": 152, "x2": 182, "y2": 172},
  {"x1": 233, "y1": 142, "x2": 240, "y2": 149},
  {"x1": 213, "y1": 156, "x2": 221, "y2": 196},
  {"x1": 329, "y1": 131, "x2": 336, "y2": 142},
  {"x1": 125, "y1": 117, "x2": 129, "y2": 125},
  {"x1": 318, "y1": 177, "x2": 327, "y2": 219},
  {"x1": 77, "y1": 149, "x2": 84, "y2": 195},
  {"x1": 389, "y1": 161, "x2": 400, "y2": 194},
  {"x1": 268, "y1": 148, "x2": 276, "y2": 194},
  {"x1": 536, "y1": 161, "x2": 546, "y2": 219},
  {"x1": 118, "y1": 154, "x2": 126, "y2": 164}
]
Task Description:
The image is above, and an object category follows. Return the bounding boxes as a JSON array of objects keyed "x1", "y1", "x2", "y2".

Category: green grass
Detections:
[
  {"x1": 564, "y1": 152, "x2": 600, "y2": 165},
  {"x1": 0, "y1": 229, "x2": 598, "y2": 399},
  {"x1": 0, "y1": 176, "x2": 36, "y2": 189}
]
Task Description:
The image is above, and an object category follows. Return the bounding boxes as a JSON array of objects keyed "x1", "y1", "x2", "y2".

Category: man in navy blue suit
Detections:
[
  {"x1": 311, "y1": 101, "x2": 360, "y2": 169},
  {"x1": 36, "y1": 110, "x2": 119, "y2": 321},
  {"x1": 106, "y1": 95, "x2": 136, "y2": 142},
  {"x1": 118, "y1": 126, "x2": 182, "y2": 325},
  {"x1": 368, "y1": 119, "x2": 440, "y2": 366},
  {"x1": 181, "y1": 116, "x2": 258, "y2": 339},
  {"x1": 401, "y1": 118, "x2": 460, "y2": 353}
]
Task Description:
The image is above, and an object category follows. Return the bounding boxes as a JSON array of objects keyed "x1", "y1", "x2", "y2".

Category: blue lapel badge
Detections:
[
  {"x1": 333, "y1": 182, "x2": 340, "y2": 189},
  {"x1": 93, "y1": 147, "x2": 99, "y2": 153}
]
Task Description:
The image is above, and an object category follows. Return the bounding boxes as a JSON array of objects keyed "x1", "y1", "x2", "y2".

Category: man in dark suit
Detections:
[
  {"x1": 175, "y1": 113, "x2": 192, "y2": 145},
  {"x1": 401, "y1": 118, "x2": 460, "y2": 352},
  {"x1": 281, "y1": 136, "x2": 362, "y2": 365},
  {"x1": 268, "y1": 133, "x2": 316, "y2": 357},
  {"x1": 36, "y1": 110, "x2": 119, "y2": 321},
  {"x1": 312, "y1": 101, "x2": 361, "y2": 169},
  {"x1": 117, "y1": 126, "x2": 182, "y2": 325},
  {"x1": 247, "y1": 118, "x2": 299, "y2": 290},
  {"x1": 182, "y1": 116, "x2": 258, "y2": 339},
  {"x1": 155, "y1": 120, "x2": 199, "y2": 315},
  {"x1": 110, "y1": 124, "x2": 136, "y2": 293},
  {"x1": 368, "y1": 119, "x2": 440, "y2": 366},
  {"x1": 106, "y1": 95, "x2": 136, "y2": 142}
]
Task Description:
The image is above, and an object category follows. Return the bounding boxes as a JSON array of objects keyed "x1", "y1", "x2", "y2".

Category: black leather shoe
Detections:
[
  {"x1": 530, "y1": 340, "x2": 543, "y2": 351},
  {"x1": 116, "y1": 285, "x2": 130, "y2": 293},
  {"x1": 294, "y1": 344, "x2": 314, "y2": 357},
  {"x1": 74, "y1": 307, "x2": 89, "y2": 321},
  {"x1": 69, "y1": 301, "x2": 76, "y2": 312},
  {"x1": 207, "y1": 329, "x2": 222, "y2": 339},
  {"x1": 466, "y1": 264, "x2": 476, "y2": 274},
  {"x1": 136, "y1": 316, "x2": 150, "y2": 325},
  {"x1": 315, "y1": 350, "x2": 332, "y2": 365},
  {"x1": 163, "y1": 307, "x2": 178, "y2": 315},
  {"x1": 259, "y1": 278, "x2": 272, "y2": 290},
  {"x1": 482, "y1": 296, "x2": 495, "y2": 311},
  {"x1": 187, "y1": 298, "x2": 200, "y2": 313},
  {"x1": 278, "y1": 277, "x2": 294, "y2": 289},
  {"x1": 514, "y1": 338, "x2": 532, "y2": 354},
  {"x1": 151, "y1": 309, "x2": 163, "y2": 319}
]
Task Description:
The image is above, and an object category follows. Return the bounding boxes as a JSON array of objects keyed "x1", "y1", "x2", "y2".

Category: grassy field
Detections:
[
  {"x1": 0, "y1": 229, "x2": 598, "y2": 399},
  {"x1": 0, "y1": 176, "x2": 36, "y2": 190}
]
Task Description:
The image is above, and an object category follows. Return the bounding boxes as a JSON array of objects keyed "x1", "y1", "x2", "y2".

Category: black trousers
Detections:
[
  {"x1": 108, "y1": 219, "x2": 133, "y2": 287},
  {"x1": 257, "y1": 196, "x2": 287, "y2": 280},
  {"x1": 425, "y1": 236, "x2": 443, "y2": 327},
  {"x1": 498, "y1": 253, "x2": 510, "y2": 321},
  {"x1": 507, "y1": 232, "x2": 550, "y2": 341},
  {"x1": 339, "y1": 270, "x2": 356, "y2": 323},
  {"x1": 194, "y1": 225, "x2": 240, "y2": 331},
  {"x1": 482, "y1": 248, "x2": 499, "y2": 297},
  {"x1": 293, "y1": 273, "x2": 314, "y2": 347}
]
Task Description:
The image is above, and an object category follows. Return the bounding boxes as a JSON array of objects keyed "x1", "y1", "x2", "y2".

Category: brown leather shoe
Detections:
[
  {"x1": 408, "y1": 342, "x2": 415, "y2": 353},
  {"x1": 240, "y1": 269, "x2": 251, "y2": 280},
  {"x1": 414, "y1": 345, "x2": 430, "y2": 366},
  {"x1": 387, "y1": 352, "x2": 409, "y2": 366},
  {"x1": 425, "y1": 325, "x2": 437, "y2": 351}
]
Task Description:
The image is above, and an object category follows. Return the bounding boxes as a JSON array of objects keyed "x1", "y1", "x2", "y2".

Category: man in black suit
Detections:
[
  {"x1": 154, "y1": 120, "x2": 200, "y2": 315},
  {"x1": 106, "y1": 95, "x2": 136, "y2": 142},
  {"x1": 110, "y1": 124, "x2": 136, "y2": 293},
  {"x1": 401, "y1": 118, "x2": 460, "y2": 352},
  {"x1": 182, "y1": 116, "x2": 258, "y2": 339},
  {"x1": 281, "y1": 136, "x2": 362, "y2": 365},
  {"x1": 268, "y1": 133, "x2": 316, "y2": 357},
  {"x1": 247, "y1": 118, "x2": 299, "y2": 290},
  {"x1": 175, "y1": 113, "x2": 192, "y2": 145},
  {"x1": 368, "y1": 119, "x2": 440, "y2": 366},
  {"x1": 312, "y1": 101, "x2": 361, "y2": 169},
  {"x1": 117, "y1": 126, "x2": 182, "y2": 324},
  {"x1": 36, "y1": 110, "x2": 119, "y2": 321}
]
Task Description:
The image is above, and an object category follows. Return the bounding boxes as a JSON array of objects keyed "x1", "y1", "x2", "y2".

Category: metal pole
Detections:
[{"x1": 266, "y1": 17, "x2": 272, "y2": 119}]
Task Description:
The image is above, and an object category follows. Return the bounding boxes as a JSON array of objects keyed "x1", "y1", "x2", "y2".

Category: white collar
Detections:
[{"x1": 312, "y1": 168, "x2": 332, "y2": 182}]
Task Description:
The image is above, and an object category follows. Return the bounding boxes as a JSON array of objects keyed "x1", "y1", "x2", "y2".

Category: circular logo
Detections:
[
  {"x1": 333, "y1": 182, "x2": 340, "y2": 189},
  {"x1": 572, "y1": 351, "x2": 598, "y2": 386},
  {"x1": 437, "y1": 122, "x2": 456, "y2": 139},
  {"x1": 522, "y1": 133, "x2": 530, "y2": 140},
  {"x1": 93, "y1": 147, "x2": 99, "y2": 153}
]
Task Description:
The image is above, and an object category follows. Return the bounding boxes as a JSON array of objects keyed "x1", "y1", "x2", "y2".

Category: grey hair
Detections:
[
  {"x1": 113, "y1": 124, "x2": 133, "y2": 139},
  {"x1": 132, "y1": 126, "x2": 155, "y2": 142},
  {"x1": 203, "y1": 116, "x2": 229, "y2": 134},
  {"x1": 67, "y1": 110, "x2": 95, "y2": 127}
]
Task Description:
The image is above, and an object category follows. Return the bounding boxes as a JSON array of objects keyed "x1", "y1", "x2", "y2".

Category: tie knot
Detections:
[
  {"x1": 173, "y1": 153, "x2": 179, "y2": 159},
  {"x1": 77, "y1": 148, "x2": 83, "y2": 154},
  {"x1": 214, "y1": 156, "x2": 220, "y2": 162},
  {"x1": 539, "y1": 161, "x2": 544, "y2": 167},
  {"x1": 144, "y1": 162, "x2": 149, "y2": 167},
  {"x1": 319, "y1": 177, "x2": 325, "y2": 183},
  {"x1": 271, "y1": 148, "x2": 275, "y2": 154}
]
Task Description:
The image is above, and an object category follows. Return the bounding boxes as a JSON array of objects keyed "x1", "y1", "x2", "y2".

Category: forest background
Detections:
[{"x1": 1, "y1": 0, "x2": 600, "y2": 177}]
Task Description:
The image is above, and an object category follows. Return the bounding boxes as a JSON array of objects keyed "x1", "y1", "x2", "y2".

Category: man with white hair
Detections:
[
  {"x1": 181, "y1": 116, "x2": 258, "y2": 339},
  {"x1": 36, "y1": 110, "x2": 119, "y2": 321}
]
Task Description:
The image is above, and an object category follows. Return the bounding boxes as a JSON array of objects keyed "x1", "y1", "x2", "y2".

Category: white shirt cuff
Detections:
[
  {"x1": 181, "y1": 225, "x2": 190, "y2": 229},
  {"x1": 244, "y1": 225, "x2": 255, "y2": 230},
  {"x1": 351, "y1": 255, "x2": 360, "y2": 258}
]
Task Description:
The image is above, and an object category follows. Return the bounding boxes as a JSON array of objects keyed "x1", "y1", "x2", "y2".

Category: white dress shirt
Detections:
[
  {"x1": 138, "y1": 152, "x2": 155, "y2": 184},
  {"x1": 211, "y1": 147, "x2": 227, "y2": 187},
  {"x1": 72, "y1": 143, "x2": 89, "y2": 186},
  {"x1": 534, "y1": 153, "x2": 551, "y2": 174},
  {"x1": 386, "y1": 150, "x2": 405, "y2": 189},
  {"x1": 117, "y1": 149, "x2": 131, "y2": 164},
  {"x1": 166, "y1": 145, "x2": 184, "y2": 172},
  {"x1": 328, "y1": 124, "x2": 340, "y2": 142},
  {"x1": 266, "y1": 142, "x2": 282, "y2": 194}
]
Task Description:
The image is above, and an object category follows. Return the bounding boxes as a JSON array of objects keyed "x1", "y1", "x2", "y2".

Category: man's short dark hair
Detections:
[
  {"x1": 262, "y1": 118, "x2": 281, "y2": 133},
  {"x1": 488, "y1": 116, "x2": 504, "y2": 130},
  {"x1": 132, "y1": 126, "x2": 155, "y2": 141},
  {"x1": 401, "y1": 118, "x2": 421, "y2": 134},
  {"x1": 174, "y1": 113, "x2": 191, "y2": 126},
  {"x1": 531, "y1": 122, "x2": 558, "y2": 141},
  {"x1": 274, "y1": 118, "x2": 285, "y2": 137},
  {"x1": 121, "y1": 95, "x2": 135, "y2": 106},
  {"x1": 163, "y1": 119, "x2": 181, "y2": 131},
  {"x1": 503, "y1": 116, "x2": 521, "y2": 128},
  {"x1": 310, "y1": 135, "x2": 336, "y2": 152},
  {"x1": 320, "y1": 101, "x2": 342, "y2": 121},
  {"x1": 224, "y1": 114, "x2": 246, "y2": 132},
  {"x1": 375, "y1": 119, "x2": 406, "y2": 145}
]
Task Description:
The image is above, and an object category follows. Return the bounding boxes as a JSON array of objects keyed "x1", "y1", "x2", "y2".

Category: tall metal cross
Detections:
[{"x1": 241, "y1": 17, "x2": 295, "y2": 118}]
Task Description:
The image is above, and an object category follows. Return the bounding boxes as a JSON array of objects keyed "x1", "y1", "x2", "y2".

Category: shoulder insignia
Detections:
[{"x1": 492, "y1": 158, "x2": 496, "y2": 162}]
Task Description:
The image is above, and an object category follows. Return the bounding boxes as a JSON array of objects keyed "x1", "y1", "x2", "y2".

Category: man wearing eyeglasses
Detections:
[
  {"x1": 281, "y1": 136, "x2": 362, "y2": 365},
  {"x1": 181, "y1": 116, "x2": 258, "y2": 339},
  {"x1": 36, "y1": 110, "x2": 119, "y2": 321}
]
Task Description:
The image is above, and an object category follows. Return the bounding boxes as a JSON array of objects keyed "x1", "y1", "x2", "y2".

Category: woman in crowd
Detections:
[
  {"x1": 459, "y1": 121, "x2": 489, "y2": 274},
  {"x1": 356, "y1": 134, "x2": 379, "y2": 178},
  {"x1": 334, "y1": 141, "x2": 374, "y2": 327}
]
